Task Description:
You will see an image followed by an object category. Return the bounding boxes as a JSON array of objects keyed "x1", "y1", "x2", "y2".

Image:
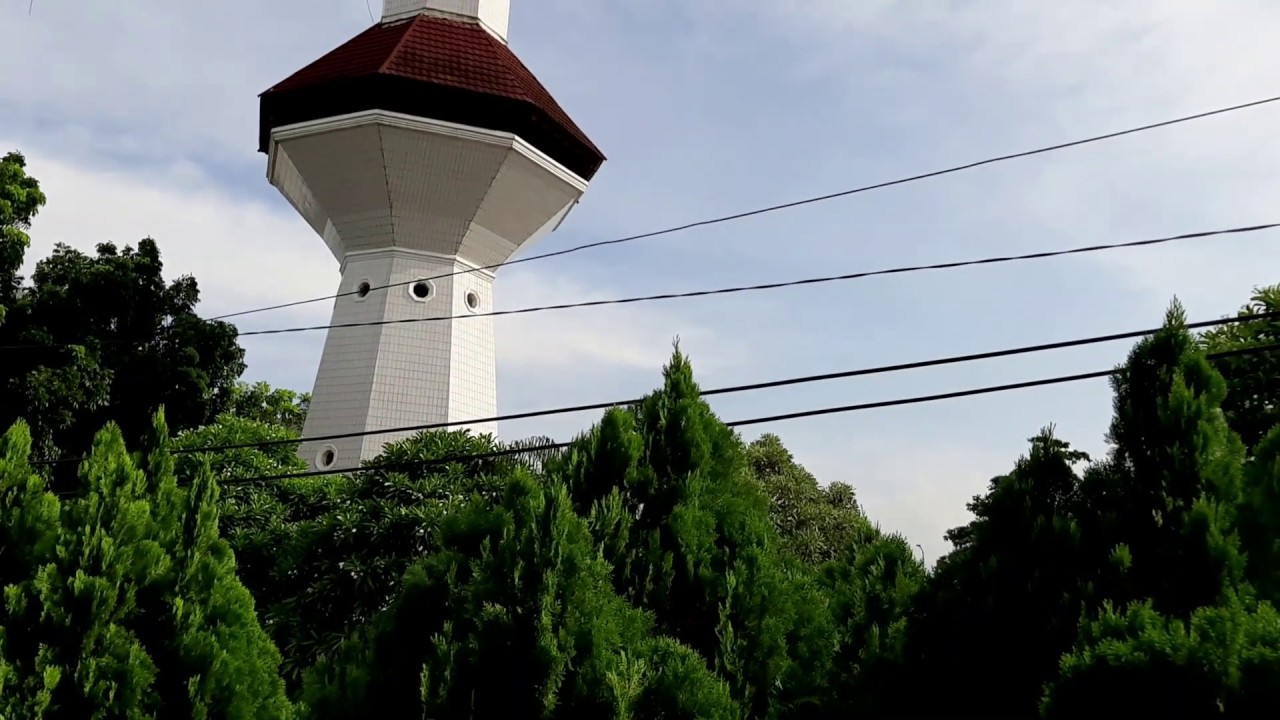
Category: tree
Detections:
[
  {"x1": 1201, "y1": 283, "x2": 1280, "y2": 451},
  {"x1": 0, "y1": 150, "x2": 46, "y2": 324},
  {"x1": 905, "y1": 429, "x2": 1092, "y2": 717},
  {"x1": 1041, "y1": 595, "x2": 1280, "y2": 716},
  {"x1": 902, "y1": 303, "x2": 1256, "y2": 717},
  {"x1": 1034, "y1": 304, "x2": 1279, "y2": 715},
  {"x1": 1240, "y1": 425, "x2": 1280, "y2": 602},
  {"x1": 303, "y1": 473, "x2": 741, "y2": 719},
  {"x1": 745, "y1": 433, "x2": 867, "y2": 565},
  {"x1": 1200, "y1": 285, "x2": 1280, "y2": 601},
  {"x1": 243, "y1": 430, "x2": 530, "y2": 686},
  {"x1": 0, "y1": 414, "x2": 293, "y2": 717},
  {"x1": 175, "y1": 409, "x2": 308, "y2": 485},
  {"x1": 814, "y1": 527, "x2": 925, "y2": 718},
  {"x1": 1079, "y1": 302, "x2": 1247, "y2": 617},
  {"x1": 173, "y1": 410, "x2": 338, "y2": 661},
  {"x1": 224, "y1": 381, "x2": 310, "y2": 434},
  {"x1": 0, "y1": 238, "x2": 245, "y2": 463},
  {"x1": 553, "y1": 348, "x2": 835, "y2": 718}
]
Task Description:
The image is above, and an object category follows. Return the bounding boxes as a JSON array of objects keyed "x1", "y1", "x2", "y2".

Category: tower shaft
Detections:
[
  {"x1": 298, "y1": 249, "x2": 496, "y2": 470},
  {"x1": 269, "y1": 111, "x2": 586, "y2": 471}
]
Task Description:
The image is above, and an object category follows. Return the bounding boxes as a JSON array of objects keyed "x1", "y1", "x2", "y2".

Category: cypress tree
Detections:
[
  {"x1": 554, "y1": 347, "x2": 835, "y2": 718},
  {"x1": 303, "y1": 471, "x2": 740, "y2": 719},
  {"x1": 0, "y1": 415, "x2": 292, "y2": 718}
]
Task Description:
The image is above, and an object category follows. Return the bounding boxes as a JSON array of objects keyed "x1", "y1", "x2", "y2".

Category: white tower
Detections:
[{"x1": 258, "y1": 0, "x2": 604, "y2": 471}]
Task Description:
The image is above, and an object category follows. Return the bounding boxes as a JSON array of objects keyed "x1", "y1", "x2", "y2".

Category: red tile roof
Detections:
[{"x1": 263, "y1": 14, "x2": 602, "y2": 162}]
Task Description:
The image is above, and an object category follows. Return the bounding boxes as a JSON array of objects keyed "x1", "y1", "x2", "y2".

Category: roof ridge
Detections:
[
  {"x1": 260, "y1": 21, "x2": 391, "y2": 96},
  {"x1": 377, "y1": 15, "x2": 420, "y2": 74}
]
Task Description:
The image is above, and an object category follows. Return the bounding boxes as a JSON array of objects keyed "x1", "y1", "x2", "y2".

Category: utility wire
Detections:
[
  {"x1": 9, "y1": 220, "x2": 1272, "y2": 353},
  {"x1": 209, "y1": 93, "x2": 1280, "y2": 322},
  {"x1": 230, "y1": 221, "x2": 1279, "y2": 337},
  {"x1": 23, "y1": 305, "x2": 1280, "y2": 469},
  {"x1": 189, "y1": 309, "x2": 1280, "y2": 455},
  {"x1": 30, "y1": 309, "x2": 1280, "y2": 467},
  {"x1": 222, "y1": 341, "x2": 1280, "y2": 486}
]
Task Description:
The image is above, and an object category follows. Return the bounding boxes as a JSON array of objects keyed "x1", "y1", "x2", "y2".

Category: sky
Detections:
[{"x1": 4, "y1": 0, "x2": 1280, "y2": 562}]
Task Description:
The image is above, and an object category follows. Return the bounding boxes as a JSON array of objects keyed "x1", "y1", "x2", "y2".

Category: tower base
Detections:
[{"x1": 298, "y1": 248, "x2": 497, "y2": 472}]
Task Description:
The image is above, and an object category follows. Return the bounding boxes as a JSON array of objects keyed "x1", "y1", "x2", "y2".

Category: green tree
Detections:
[
  {"x1": 175, "y1": 409, "x2": 308, "y2": 484},
  {"x1": 1025, "y1": 302, "x2": 1256, "y2": 715},
  {"x1": 173, "y1": 410, "x2": 342, "y2": 660},
  {"x1": 0, "y1": 150, "x2": 46, "y2": 323},
  {"x1": 1202, "y1": 285, "x2": 1280, "y2": 601},
  {"x1": 1079, "y1": 302, "x2": 1247, "y2": 616},
  {"x1": 1041, "y1": 595, "x2": 1280, "y2": 716},
  {"x1": 1201, "y1": 283, "x2": 1280, "y2": 451},
  {"x1": 0, "y1": 238, "x2": 245, "y2": 462},
  {"x1": 0, "y1": 414, "x2": 292, "y2": 717},
  {"x1": 745, "y1": 433, "x2": 868, "y2": 565},
  {"x1": 224, "y1": 381, "x2": 310, "y2": 434},
  {"x1": 904, "y1": 303, "x2": 1254, "y2": 717},
  {"x1": 553, "y1": 349, "x2": 835, "y2": 718},
  {"x1": 248, "y1": 431, "x2": 525, "y2": 685},
  {"x1": 303, "y1": 472, "x2": 741, "y2": 719},
  {"x1": 905, "y1": 429, "x2": 1092, "y2": 717},
  {"x1": 1240, "y1": 425, "x2": 1280, "y2": 602},
  {"x1": 816, "y1": 528, "x2": 925, "y2": 717}
]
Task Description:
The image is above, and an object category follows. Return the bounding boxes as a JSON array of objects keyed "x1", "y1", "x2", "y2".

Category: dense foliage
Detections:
[
  {"x1": 5, "y1": 150, "x2": 1280, "y2": 716},
  {"x1": 0, "y1": 414, "x2": 293, "y2": 717}
]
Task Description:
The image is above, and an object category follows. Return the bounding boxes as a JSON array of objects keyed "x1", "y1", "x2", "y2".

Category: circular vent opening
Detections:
[
  {"x1": 409, "y1": 280, "x2": 432, "y2": 302},
  {"x1": 316, "y1": 445, "x2": 338, "y2": 470}
]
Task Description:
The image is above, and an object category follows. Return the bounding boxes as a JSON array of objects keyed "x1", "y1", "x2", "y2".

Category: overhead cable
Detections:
[
  {"x1": 12, "y1": 221, "x2": 1271, "y2": 353},
  {"x1": 29, "y1": 309, "x2": 1280, "y2": 469},
  {"x1": 209, "y1": 93, "x2": 1280, "y2": 321},
  {"x1": 215, "y1": 341, "x2": 1280, "y2": 485},
  {"x1": 188, "y1": 310, "x2": 1280, "y2": 453},
  {"x1": 233, "y1": 222, "x2": 1280, "y2": 337}
]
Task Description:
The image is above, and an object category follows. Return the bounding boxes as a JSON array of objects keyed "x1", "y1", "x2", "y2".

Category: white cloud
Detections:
[
  {"x1": 495, "y1": 269, "x2": 737, "y2": 375},
  {"x1": 744, "y1": 0, "x2": 1280, "y2": 315},
  {"x1": 18, "y1": 151, "x2": 336, "y2": 317},
  {"x1": 1, "y1": 0, "x2": 370, "y2": 162}
]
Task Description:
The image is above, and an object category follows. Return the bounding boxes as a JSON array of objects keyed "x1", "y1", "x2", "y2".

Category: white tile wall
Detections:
[
  {"x1": 381, "y1": 125, "x2": 509, "y2": 257},
  {"x1": 271, "y1": 114, "x2": 590, "y2": 471},
  {"x1": 381, "y1": 0, "x2": 511, "y2": 41},
  {"x1": 298, "y1": 250, "x2": 498, "y2": 470},
  {"x1": 447, "y1": 262, "x2": 497, "y2": 438},
  {"x1": 297, "y1": 253, "x2": 395, "y2": 471}
]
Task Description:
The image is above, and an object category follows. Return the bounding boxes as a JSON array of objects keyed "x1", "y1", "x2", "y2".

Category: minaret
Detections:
[{"x1": 258, "y1": 0, "x2": 604, "y2": 471}]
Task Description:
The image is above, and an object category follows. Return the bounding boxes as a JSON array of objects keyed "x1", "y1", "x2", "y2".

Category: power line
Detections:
[
  {"x1": 210, "y1": 93, "x2": 1280, "y2": 322},
  {"x1": 222, "y1": 341, "x2": 1280, "y2": 486},
  {"x1": 9, "y1": 221, "x2": 1270, "y2": 354},
  {"x1": 232, "y1": 221, "x2": 1279, "y2": 338},
  {"x1": 192, "y1": 310, "x2": 1280, "y2": 454},
  {"x1": 27, "y1": 309, "x2": 1280, "y2": 468},
  {"x1": 227, "y1": 441, "x2": 574, "y2": 484},
  {"x1": 30, "y1": 309, "x2": 1280, "y2": 467}
]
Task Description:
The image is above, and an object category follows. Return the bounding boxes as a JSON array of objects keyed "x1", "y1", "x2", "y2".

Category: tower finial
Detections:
[{"x1": 381, "y1": 1, "x2": 510, "y2": 41}]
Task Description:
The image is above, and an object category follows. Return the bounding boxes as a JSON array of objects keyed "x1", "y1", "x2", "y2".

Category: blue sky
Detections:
[{"x1": 5, "y1": 0, "x2": 1280, "y2": 561}]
